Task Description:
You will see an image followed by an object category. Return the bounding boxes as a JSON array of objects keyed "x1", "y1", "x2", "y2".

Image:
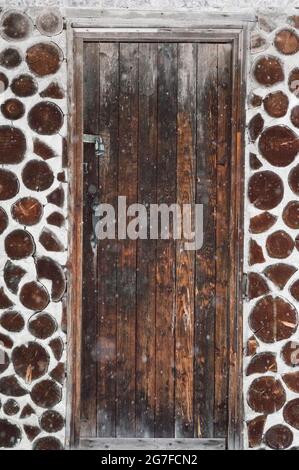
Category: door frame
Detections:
[{"x1": 65, "y1": 10, "x2": 252, "y2": 450}]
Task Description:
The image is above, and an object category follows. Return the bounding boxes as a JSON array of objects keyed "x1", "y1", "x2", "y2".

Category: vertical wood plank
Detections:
[
  {"x1": 116, "y1": 42, "x2": 139, "y2": 437},
  {"x1": 175, "y1": 43, "x2": 196, "y2": 438},
  {"x1": 96, "y1": 42, "x2": 119, "y2": 437},
  {"x1": 81, "y1": 42, "x2": 100, "y2": 437},
  {"x1": 214, "y1": 43, "x2": 232, "y2": 438},
  {"x1": 155, "y1": 43, "x2": 177, "y2": 438},
  {"x1": 227, "y1": 31, "x2": 247, "y2": 450},
  {"x1": 194, "y1": 43, "x2": 218, "y2": 439},
  {"x1": 68, "y1": 33, "x2": 84, "y2": 449},
  {"x1": 136, "y1": 43, "x2": 158, "y2": 438}
]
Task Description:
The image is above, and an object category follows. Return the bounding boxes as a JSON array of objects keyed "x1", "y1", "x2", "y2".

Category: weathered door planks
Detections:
[
  {"x1": 155, "y1": 42, "x2": 178, "y2": 438},
  {"x1": 214, "y1": 43, "x2": 232, "y2": 438},
  {"x1": 194, "y1": 43, "x2": 218, "y2": 439},
  {"x1": 80, "y1": 42, "x2": 100, "y2": 437},
  {"x1": 175, "y1": 42, "x2": 197, "y2": 438},
  {"x1": 136, "y1": 42, "x2": 158, "y2": 438},
  {"x1": 81, "y1": 39, "x2": 238, "y2": 443},
  {"x1": 97, "y1": 42, "x2": 119, "y2": 438},
  {"x1": 116, "y1": 43, "x2": 139, "y2": 437}
]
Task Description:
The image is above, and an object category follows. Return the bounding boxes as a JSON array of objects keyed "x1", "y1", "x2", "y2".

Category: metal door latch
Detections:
[{"x1": 83, "y1": 134, "x2": 105, "y2": 157}]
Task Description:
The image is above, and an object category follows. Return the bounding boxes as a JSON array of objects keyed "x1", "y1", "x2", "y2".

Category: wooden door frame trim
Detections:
[{"x1": 66, "y1": 15, "x2": 250, "y2": 450}]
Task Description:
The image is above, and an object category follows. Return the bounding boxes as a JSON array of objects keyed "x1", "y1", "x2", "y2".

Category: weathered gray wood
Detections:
[
  {"x1": 66, "y1": 33, "x2": 84, "y2": 449},
  {"x1": 80, "y1": 438, "x2": 225, "y2": 450},
  {"x1": 72, "y1": 30, "x2": 242, "y2": 42},
  {"x1": 67, "y1": 8, "x2": 256, "y2": 27}
]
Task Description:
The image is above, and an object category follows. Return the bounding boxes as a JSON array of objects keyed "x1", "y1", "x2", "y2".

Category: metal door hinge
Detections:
[
  {"x1": 83, "y1": 133, "x2": 105, "y2": 157},
  {"x1": 242, "y1": 273, "x2": 248, "y2": 301}
]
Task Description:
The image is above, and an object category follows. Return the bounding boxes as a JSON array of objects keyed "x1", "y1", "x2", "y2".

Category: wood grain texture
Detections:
[
  {"x1": 175, "y1": 43, "x2": 196, "y2": 438},
  {"x1": 74, "y1": 29, "x2": 246, "y2": 448},
  {"x1": 136, "y1": 43, "x2": 158, "y2": 438},
  {"x1": 194, "y1": 43, "x2": 218, "y2": 439},
  {"x1": 80, "y1": 437, "x2": 225, "y2": 450},
  {"x1": 67, "y1": 32, "x2": 84, "y2": 449},
  {"x1": 97, "y1": 42, "x2": 119, "y2": 437},
  {"x1": 227, "y1": 30, "x2": 247, "y2": 450},
  {"x1": 155, "y1": 43, "x2": 177, "y2": 438},
  {"x1": 214, "y1": 43, "x2": 232, "y2": 438},
  {"x1": 80, "y1": 42, "x2": 100, "y2": 437},
  {"x1": 116, "y1": 43, "x2": 139, "y2": 437}
]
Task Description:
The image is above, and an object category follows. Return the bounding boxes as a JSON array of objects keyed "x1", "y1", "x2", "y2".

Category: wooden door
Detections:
[{"x1": 80, "y1": 40, "x2": 233, "y2": 445}]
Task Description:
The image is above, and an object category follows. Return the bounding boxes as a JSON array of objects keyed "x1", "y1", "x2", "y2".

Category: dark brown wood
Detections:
[
  {"x1": 47, "y1": 212, "x2": 65, "y2": 227},
  {"x1": 214, "y1": 43, "x2": 232, "y2": 438},
  {"x1": 0, "y1": 11, "x2": 33, "y2": 41},
  {"x1": 1, "y1": 99, "x2": 25, "y2": 120},
  {"x1": 43, "y1": 232, "x2": 60, "y2": 261},
  {"x1": 12, "y1": 342, "x2": 49, "y2": 381},
  {"x1": 246, "y1": 415, "x2": 266, "y2": 448},
  {"x1": 249, "y1": 295, "x2": 298, "y2": 343},
  {"x1": 28, "y1": 313, "x2": 57, "y2": 339},
  {"x1": 28, "y1": 102, "x2": 64, "y2": 135},
  {"x1": 68, "y1": 25, "x2": 247, "y2": 450},
  {"x1": 67, "y1": 32, "x2": 83, "y2": 448},
  {"x1": 20, "y1": 281, "x2": 49, "y2": 311},
  {"x1": 0, "y1": 48, "x2": 22, "y2": 69},
  {"x1": 116, "y1": 43, "x2": 139, "y2": 437},
  {"x1": 274, "y1": 29, "x2": 299, "y2": 55},
  {"x1": 11, "y1": 74, "x2": 38, "y2": 97},
  {"x1": 3, "y1": 260, "x2": 26, "y2": 295},
  {"x1": 263, "y1": 263, "x2": 297, "y2": 289},
  {"x1": 263, "y1": 91, "x2": 289, "y2": 118},
  {"x1": 33, "y1": 138, "x2": 57, "y2": 160},
  {"x1": 47, "y1": 186, "x2": 65, "y2": 207},
  {"x1": 11, "y1": 197, "x2": 43, "y2": 226},
  {"x1": 264, "y1": 424, "x2": 293, "y2": 450},
  {"x1": 22, "y1": 160, "x2": 54, "y2": 191},
  {"x1": 259, "y1": 125, "x2": 299, "y2": 167},
  {"x1": 80, "y1": 41, "x2": 100, "y2": 438},
  {"x1": 40, "y1": 81, "x2": 65, "y2": 99},
  {"x1": 0, "y1": 310, "x2": 24, "y2": 332},
  {"x1": 26, "y1": 43, "x2": 63, "y2": 77},
  {"x1": 253, "y1": 55, "x2": 284, "y2": 86},
  {"x1": 155, "y1": 43, "x2": 177, "y2": 438},
  {"x1": 5, "y1": 229, "x2": 35, "y2": 260},
  {"x1": 96, "y1": 42, "x2": 119, "y2": 437},
  {"x1": 135, "y1": 43, "x2": 157, "y2": 438},
  {"x1": 0, "y1": 208, "x2": 8, "y2": 234},
  {"x1": 174, "y1": 42, "x2": 196, "y2": 439},
  {"x1": 194, "y1": 43, "x2": 217, "y2": 439},
  {"x1": 247, "y1": 377, "x2": 286, "y2": 414},
  {"x1": 223, "y1": 31, "x2": 246, "y2": 451},
  {"x1": 0, "y1": 126, "x2": 26, "y2": 164},
  {"x1": 36, "y1": 256, "x2": 66, "y2": 302}
]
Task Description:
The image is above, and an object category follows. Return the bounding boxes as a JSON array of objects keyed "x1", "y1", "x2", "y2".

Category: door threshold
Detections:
[{"x1": 79, "y1": 438, "x2": 225, "y2": 450}]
